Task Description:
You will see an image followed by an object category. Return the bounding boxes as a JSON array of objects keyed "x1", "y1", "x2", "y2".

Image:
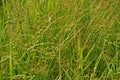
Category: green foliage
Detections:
[{"x1": 0, "y1": 0, "x2": 120, "y2": 80}]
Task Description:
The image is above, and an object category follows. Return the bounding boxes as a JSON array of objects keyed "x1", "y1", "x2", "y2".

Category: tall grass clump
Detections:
[{"x1": 0, "y1": 0, "x2": 120, "y2": 80}]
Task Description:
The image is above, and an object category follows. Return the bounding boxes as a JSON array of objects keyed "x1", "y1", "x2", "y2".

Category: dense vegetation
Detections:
[{"x1": 0, "y1": 0, "x2": 120, "y2": 80}]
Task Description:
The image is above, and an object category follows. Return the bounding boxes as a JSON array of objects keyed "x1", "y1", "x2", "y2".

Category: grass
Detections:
[{"x1": 0, "y1": 0, "x2": 120, "y2": 80}]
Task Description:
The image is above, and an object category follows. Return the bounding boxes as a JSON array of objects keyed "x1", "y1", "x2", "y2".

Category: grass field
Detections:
[{"x1": 0, "y1": 0, "x2": 120, "y2": 80}]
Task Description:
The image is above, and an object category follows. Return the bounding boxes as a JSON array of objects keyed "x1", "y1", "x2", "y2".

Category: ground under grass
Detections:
[{"x1": 0, "y1": 0, "x2": 120, "y2": 80}]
